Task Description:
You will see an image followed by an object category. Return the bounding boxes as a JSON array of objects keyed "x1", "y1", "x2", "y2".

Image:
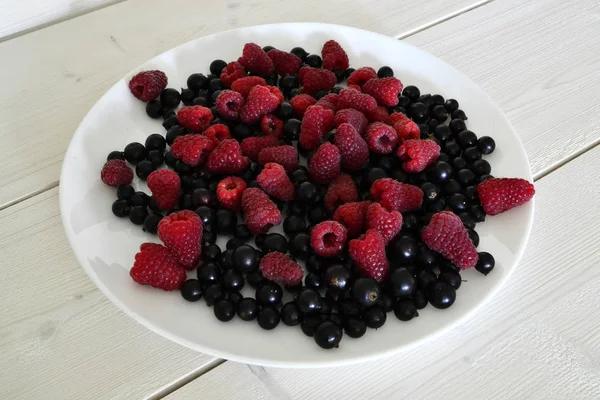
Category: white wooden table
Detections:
[{"x1": 1, "y1": 0, "x2": 599, "y2": 398}]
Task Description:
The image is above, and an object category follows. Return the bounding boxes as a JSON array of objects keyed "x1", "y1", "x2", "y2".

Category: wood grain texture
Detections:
[
  {"x1": 0, "y1": 187, "x2": 217, "y2": 399},
  {"x1": 406, "y1": 0, "x2": 600, "y2": 179},
  {"x1": 161, "y1": 145, "x2": 600, "y2": 400},
  {"x1": 0, "y1": 0, "x2": 485, "y2": 209},
  {"x1": 0, "y1": 0, "x2": 120, "y2": 40}
]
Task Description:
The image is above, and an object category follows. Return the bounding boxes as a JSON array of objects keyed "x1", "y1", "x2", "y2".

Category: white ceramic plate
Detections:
[{"x1": 60, "y1": 22, "x2": 534, "y2": 368}]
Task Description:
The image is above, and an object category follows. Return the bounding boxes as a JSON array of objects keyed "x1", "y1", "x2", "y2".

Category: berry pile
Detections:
[{"x1": 101, "y1": 40, "x2": 535, "y2": 350}]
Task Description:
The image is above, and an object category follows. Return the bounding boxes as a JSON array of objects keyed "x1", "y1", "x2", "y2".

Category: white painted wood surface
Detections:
[
  {"x1": 0, "y1": 0, "x2": 119, "y2": 40},
  {"x1": 406, "y1": 0, "x2": 600, "y2": 179},
  {"x1": 0, "y1": 0, "x2": 486, "y2": 209},
  {"x1": 0, "y1": 187, "x2": 218, "y2": 399},
  {"x1": 165, "y1": 145, "x2": 600, "y2": 400}
]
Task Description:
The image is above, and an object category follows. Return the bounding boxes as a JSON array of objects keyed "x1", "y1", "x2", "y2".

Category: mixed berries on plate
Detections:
[{"x1": 100, "y1": 39, "x2": 535, "y2": 350}]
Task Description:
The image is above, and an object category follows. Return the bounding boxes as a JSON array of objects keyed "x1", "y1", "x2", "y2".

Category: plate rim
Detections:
[{"x1": 59, "y1": 22, "x2": 535, "y2": 368}]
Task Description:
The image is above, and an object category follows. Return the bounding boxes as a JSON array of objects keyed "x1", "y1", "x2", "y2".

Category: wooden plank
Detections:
[
  {"x1": 0, "y1": 0, "x2": 486, "y2": 209},
  {"x1": 161, "y1": 144, "x2": 600, "y2": 400},
  {"x1": 0, "y1": 0, "x2": 119, "y2": 40},
  {"x1": 0, "y1": 187, "x2": 217, "y2": 399},
  {"x1": 406, "y1": 0, "x2": 600, "y2": 179}
]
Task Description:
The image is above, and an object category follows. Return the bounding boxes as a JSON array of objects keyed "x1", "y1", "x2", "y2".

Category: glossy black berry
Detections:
[
  {"x1": 387, "y1": 267, "x2": 416, "y2": 297},
  {"x1": 402, "y1": 85, "x2": 420, "y2": 101},
  {"x1": 444, "y1": 98, "x2": 459, "y2": 113},
  {"x1": 229, "y1": 292, "x2": 243, "y2": 306},
  {"x1": 296, "y1": 288, "x2": 322, "y2": 314},
  {"x1": 412, "y1": 290, "x2": 428, "y2": 309},
  {"x1": 245, "y1": 270, "x2": 264, "y2": 290},
  {"x1": 472, "y1": 159, "x2": 492, "y2": 176},
  {"x1": 219, "y1": 249, "x2": 234, "y2": 270},
  {"x1": 263, "y1": 233, "x2": 288, "y2": 254},
  {"x1": 231, "y1": 123, "x2": 253, "y2": 141},
  {"x1": 431, "y1": 104, "x2": 448, "y2": 121},
  {"x1": 303, "y1": 255, "x2": 324, "y2": 274},
  {"x1": 416, "y1": 269, "x2": 437, "y2": 291},
  {"x1": 396, "y1": 95, "x2": 411, "y2": 110},
  {"x1": 158, "y1": 88, "x2": 179, "y2": 109},
  {"x1": 444, "y1": 141, "x2": 462, "y2": 157},
  {"x1": 203, "y1": 229, "x2": 217, "y2": 245},
  {"x1": 351, "y1": 278, "x2": 380, "y2": 308},
  {"x1": 214, "y1": 299, "x2": 235, "y2": 322},
  {"x1": 362, "y1": 167, "x2": 387, "y2": 190},
  {"x1": 147, "y1": 150, "x2": 164, "y2": 168},
  {"x1": 196, "y1": 262, "x2": 220, "y2": 284},
  {"x1": 181, "y1": 279, "x2": 203, "y2": 302},
  {"x1": 323, "y1": 264, "x2": 352, "y2": 291},
  {"x1": 467, "y1": 228, "x2": 480, "y2": 247},
  {"x1": 452, "y1": 157, "x2": 468, "y2": 170},
  {"x1": 476, "y1": 252, "x2": 495, "y2": 275},
  {"x1": 457, "y1": 168, "x2": 476, "y2": 186},
  {"x1": 314, "y1": 321, "x2": 343, "y2": 349},
  {"x1": 377, "y1": 66, "x2": 393, "y2": 78},
  {"x1": 305, "y1": 54, "x2": 322, "y2": 68},
  {"x1": 128, "y1": 206, "x2": 148, "y2": 225},
  {"x1": 457, "y1": 130, "x2": 477, "y2": 149},
  {"x1": 307, "y1": 204, "x2": 328, "y2": 225},
  {"x1": 314, "y1": 90, "x2": 328, "y2": 100},
  {"x1": 459, "y1": 212, "x2": 476, "y2": 230},
  {"x1": 394, "y1": 300, "x2": 419, "y2": 321},
  {"x1": 127, "y1": 193, "x2": 146, "y2": 209},
  {"x1": 165, "y1": 125, "x2": 184, "y2": 146},
  {"x1": 116, "y1": 185, "x2": 134, "y2": 201},
  {"x1": 195, "y1": 206, "x2": 215, "y2": 228},
  {"x1": 427, "y1": 282, "x2": 456, "y2": 309},
  {"x1": 302, "y1": 272, "x2": 321, "y2": 290},
  {"x1": 112, "y1": 199, "x2": 130, "y2": 217},
  {"x1": 300, "y1": 315, "x2": 322, "y2": 337},
  {"x1": 431, "y1": 161, "x2": 453, "y2": 183},
  {"x1": 452, "y1": 109, "x2": 468, "y2": 120},
  {"x1": 402, "y1": 213, "x2": 419, "y2": 232},
  {"x1": 236, "y1": 298, "x2": 258, "y2": 321},
  {"x1": 124, "y1": 142, "x2": 146, "y2": 164},
  {"x1": 417, "y1": 94, "x2": 433, "y2": 109},
  {"x1": 135, "y1": 160, "x2": 154, "y2": 180},
  {"x1": 145, "y1": 100, "x2": 163, "y2": 119},
  {"x1": 193, "y1": 96, "x2": 207, "y2": 106},
  {"x1": 174, "y1": 160, "x2": 191, "y2": 175},
  {"x1": 439, "y1": 270, "x2": 462, "y2": 290},
  {"x1": 179, "y1": 88, "x2": 196, "y2": 106},
  {"x1": 107, "y1": 150, "x2": 125, "y2": 161},
  {"x1": 257, "y1": 306, "x2": 280, "y2": 330},
  {"x1": 289, "y1": 233, "x2": 312, "y2": 260},
  {"x1": 344, "y1": 317, "x2": 367, "y2": 338},
  {"x1": 290, "y1": 46, "x2": 308, "y2": 61},
  {"x1": 142, "y1": 135, "x2": 166, "y2": 154},
  {"x1": 421, "y1": 182, "x2": 440, "y2": 203},
  {"x1": 209, "y1": 59, "x2": 227, "y2": 76},
  {"x1": 223, "y1": 269, "x2": 245, "y2": 292},
  {"x1": 408, "y1": 102, "x2": 428, "y2": 122},
  {"x1": 283, "y1": 215, "x2": 306, "y2": 235},
  {"x1": 202, "y1": 244, "x2": 221, "y2": 262},
  {"x1": 233, "y1": 245, "x2": 260, "y2": 273},
  {"x1": 142, "y1": 212, "x2": 162, "y2": 234},
  {"x1": 279, "y1": 302, "x2": 301, "y2": 326},
  {"x1": 231, "y1": 225, "x2": 250, "y2": 241},
  {"x1": 389, "y1": 235, "x2": 418, "y2": 264},
  {"x1": 204, "y1": 283, "x2": 224, "y2": 306},
  {"x1": 471, "y1": 205, "x2": 486, "y2": 223},
  {"x1": 444, "y1": 179, "x2": 461, "y2": 195},
  {"x1": 186, "y1": 73, "x2": 207, "y2": 91},
  {"x1": 475, "y1": 136, "x2": 495, "y2": 155},
  {"x1": 364, "y1": 305, "x2": 387, "y2": 329},
  {"x1": 449, "y1": 118, "x2": 466, "y2": 134},
  {"x1": 256, "y1": 282, "x2": 283, "y2": 306}
]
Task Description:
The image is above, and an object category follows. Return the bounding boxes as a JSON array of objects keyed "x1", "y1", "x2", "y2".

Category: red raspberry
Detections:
[
  {"x1": 396, "y1": 139, "x2": 441, "y2": 173},
  {"x1": 238, "y1": 42, "x2": 274, "y2": 76},
  {"x1": 147, "y1": 170, "x2": 181, "y2": 210},
  {"x1": 337, "y1": 88, "x2": 377, "y2": 114},
  {"x1": 310, "y1": 221, "x2": 348, "y2": 257},
  {"x1": 220, "y1": 61, "x2": 246, "y2": 88},
  {"x1": 366, "y1": 106, "x2": 391, "y2": 124},
  {"x1": 266, "y1": 85, "x2": 285, "y2": 103},
  {"x1": 128, "y1": 70, "x2": 167, "y2": 102},
  {"x1": 321, "y1": 40, "x2": 350, "y2": 71},
  {"x1": 241, "y1": 188, "x2": 282, "y2": 235},
  {"x1": 346, "y1": 67, "x2": 377, "y2": 87},
  {"x1": 240, "y1": 135, "x2": 278, "y2": 162},
  {"x1": 390, "y1": 112, "x2": 420, "y2": 142},
  {"x1": 348, "y1": 230, "x2": 389, "y2": 282},
  {"x1": 130, "y1": 243, "x2": 186, "y2": 291},
  {"x1": 177, "y1": 106, "x2": 214, "y2": 132},
  {"x1": 315, "y1": 93, "x2": 338, "y2": 112},
  {"x1": 158, "y1": 210, "x2": 203, "y2": 270},
  {"x1": 347, "y1": 84, "x2": 362, "y2": 92},
  {"x1": 261, "y1": 114, "x2": 284, "y2": 138},
  {"x1": 324, "y1": 174, "x2": 358, "y2": 214},
  {"x1": 205, "y1": 139, "x2": 250, "y2": 174},
  {"x1": 216, "y1": 176, "x2": 247, "y2": 212},
  {"x1": 422, "y1": 211, "x2": 479, "y2": 269},
  {"x1": 215, "y1": 90, "x2": 245, "y2": 121},
  {"x1": 362, "y1": 77, "x2": 404, "y2": 107},
  {"x1": 332, "y1": 201, "x2": 371, "y2": 238},
  {"x1": 259, "y1": 252, "x2": 303, "y2": 286},
  {"x1": 334, "y1": 109, "x2": 368, "y2": 136},
  {"x1": 171, "y1": 134, "x2": 215, "y2": 166},
  {"x1": 240, "y1": 85, "x2": 281, "y2": 124},
  {"x1": 365, "y1": 122, "x2": 398, "y2": 154},
  {"x1": 477, "y1": 178, "x2": 535, "y2": 216},
  {"x1": 299, "y1": 105, "x2": 335, "y2": 150},
  {"x1": 257, "y1": 163, "x2": 295, "y2": 201},
  {"x1": 299, "y1": 67, "x2": 336, "y2": 95},
  {"x1": 203, "y1": 123, "x2": 231, "y2": 145},
  {"x1": 257, "y1": 145, "x2": 299, "y2": 172},
  {"x1": 231, "y1": 76, "x2": 267, "y2": 98},
  {"x1": 334, "y1": 123, "x2": 369, "y2": 172},
  {"x1": 308, "y1": 142, "x2": 341, "y2": 184},
  {"x1": 370, "y1": 178, "x2": 423, "y2": 213},
  {"x1": 290, "y1": 94, "x2": 317, "y2": 118},
  {"x1": 100, "y1": 159, "x2": 133, "y2": 186},
  {"x1": 267, "y1": 49, "x2": 302, "y2": 76},
  {"x1": 366, "y1": 202, "x2": 403, "y2": 245}
]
